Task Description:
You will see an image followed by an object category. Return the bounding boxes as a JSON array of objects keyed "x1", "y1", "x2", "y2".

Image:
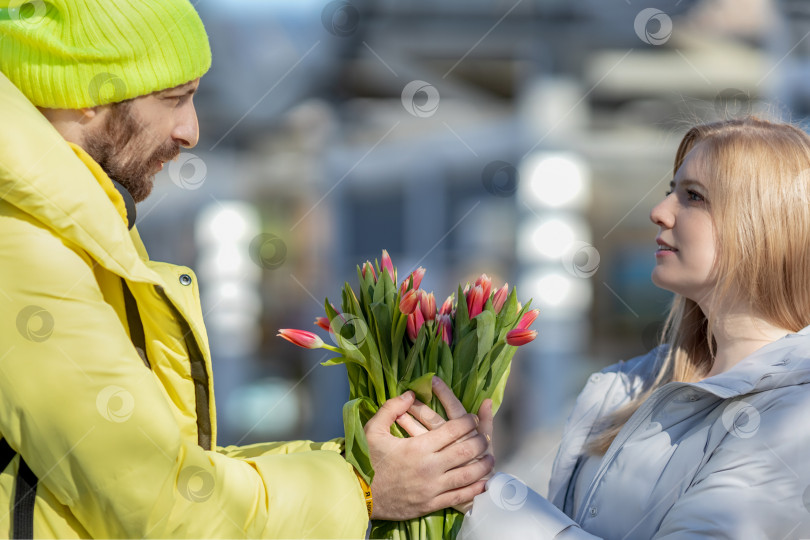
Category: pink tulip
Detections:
[
  {"x1": 400, "y1": 266, "x2": 427, "y2": 296},
  {"x1": 399, "y1": 289, "x2": 419, "y2": 315},
  {"x1": 314, "y1": 317, "x2": 330, "y2": 332},
  {"x1": 436, "y1": 314, "x2": 453, "y2": 346},
  {"x1": 407, "y1": 309, "x2": 425, "y2": 341},
  {"x1": 467, "y1": 285, "x2": 485, "y2": 319},
  {"x1": 420, "y1": 291, "x2": 436, "y2": 322},
  {"x1": 517, "y1": 309, "x2": 540, "y2": 330},
  {"x1": 476, "y1": 274, "x2": 492, "y2": 303},
  {"x1": 439, "y1": 295, "x2": 454, "y2": 316},
  {"x1": 492, "y1": 284, "x2": 508, "y2": 313},
  {"x1": 381, "y1": 249, "x2": 396, "y2": 282},
  {"x1": 362, "y1": 261, "x2": 377, "y2": 282},
  {"x1": 278, "y1": 329, "x2": 324, "y2": 349},
  {"x1": 506, "y1": 329, "x2": 537, "y2": 346}
]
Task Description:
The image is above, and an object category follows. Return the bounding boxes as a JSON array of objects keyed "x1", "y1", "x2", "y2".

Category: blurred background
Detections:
[{"x1": 136, "y1": 0, "x2": 797, "y2": 495}]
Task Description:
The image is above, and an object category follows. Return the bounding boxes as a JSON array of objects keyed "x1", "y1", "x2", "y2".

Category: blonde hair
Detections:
[{"x1": 585, "y1": 117, "x2": 810, "y2": 456}]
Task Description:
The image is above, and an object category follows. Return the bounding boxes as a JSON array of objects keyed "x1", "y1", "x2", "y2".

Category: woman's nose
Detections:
[{"x1": 650, "y1": 196, "x2": 674, "y2": 229}]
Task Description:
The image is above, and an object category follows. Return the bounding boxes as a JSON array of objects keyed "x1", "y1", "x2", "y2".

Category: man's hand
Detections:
[
  {"x1": 395, "y1": 377, "x2": 494, "y2": 513},
  {"x1": 365, "y1": 391, "x2": 494, "y2": 520}
]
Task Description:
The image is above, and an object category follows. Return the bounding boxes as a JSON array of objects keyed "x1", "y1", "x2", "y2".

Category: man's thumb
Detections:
[{"x1": 367, "y1": 391, "x2": 415, "y2": 433}]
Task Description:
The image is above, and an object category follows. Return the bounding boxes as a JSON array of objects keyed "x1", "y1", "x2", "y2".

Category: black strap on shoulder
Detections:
[
  {"x1": 1, "y1": 438, "x2": 37, "y2": 539},
  {"x1": 0, "y1": 438, "x2": 15, "y2": 473},
  {"x1": 13, "y1": 457, "x2": 37, "y2": 539},
  {"x1": 122, "y1": 280, "x2": 151, "y2": 369}
]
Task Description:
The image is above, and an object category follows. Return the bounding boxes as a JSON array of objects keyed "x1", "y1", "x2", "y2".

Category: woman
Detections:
[{"x1": 409, "y1": 117, "x2": 810, "y2": 538}]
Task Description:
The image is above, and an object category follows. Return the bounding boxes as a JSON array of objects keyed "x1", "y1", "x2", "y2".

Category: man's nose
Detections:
[{"x1": 172, "y1": 102, "x2": 199, "y2": 148}]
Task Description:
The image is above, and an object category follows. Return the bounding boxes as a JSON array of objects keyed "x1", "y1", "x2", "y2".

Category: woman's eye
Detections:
[
  {"x1": 664, "y1": 190, "x2": 672, "y2": 197},
  {"x1": 686, "y1": 190, "x2": 704, "y2": 202}
]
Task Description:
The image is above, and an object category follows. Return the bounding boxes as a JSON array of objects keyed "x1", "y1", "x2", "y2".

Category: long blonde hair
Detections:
[{"x1": 585, "y1": 117, "x2": 810, "y2": 455}]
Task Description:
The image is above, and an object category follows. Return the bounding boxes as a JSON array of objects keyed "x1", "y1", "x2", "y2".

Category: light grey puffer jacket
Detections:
[{"x1": 460, "y1": 328, "x2": 810, "y2": 539}]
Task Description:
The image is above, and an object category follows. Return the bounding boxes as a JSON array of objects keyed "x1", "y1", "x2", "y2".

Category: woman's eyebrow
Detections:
[{"x1": 669, "y1": 179, "x2": 707, "y2": 190}]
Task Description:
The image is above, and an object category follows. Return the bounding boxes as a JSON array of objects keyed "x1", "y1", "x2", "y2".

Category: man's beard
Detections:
[{"x1": 83, "y1": 101, "x2": 181, "y2": 203}]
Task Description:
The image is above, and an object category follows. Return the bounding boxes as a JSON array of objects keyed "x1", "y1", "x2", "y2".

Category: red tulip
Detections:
[
  {"x1": 467, "y1": 285, "x2": 485, "y2": 319},
  {"x1": 420, "y1": 291, "x2": 436, "y2": 321},
  {"x1": 517, "y1": 309, "x2": 540, "y2": 330},
  {"x1": 381, "y1": 249, "x2": 396, "y2": 282},
  {"x1": 437, "y1": 314, "x2": 453, "y2": 346},
  {"x1": 278, "y1": 329, "x2": 324, "y2": 349},
  {"x1": 362, "y1": 261, "x2": 377, "y2": 282},
  {"x1": 439, "y1": 295, "x2": 454, "y2": 316},
  {"x1": 492, "y1": 283, "x2": 508, "y2": 313},
  {"x1": 399, "y1": 289, "x2": 419, "y2": 315},
  {"x1": 506, "y1": 329, "x2": 537, "y2": 346},
  {"x1": 476, "y1": 274, "x2": 492, "y2": 303},
  {"x1": 407, "y1": 309, "x2": 425, "y2": 341},
  {"x1": 314, "y1": 317, "x2": 330, "y2": 332}
]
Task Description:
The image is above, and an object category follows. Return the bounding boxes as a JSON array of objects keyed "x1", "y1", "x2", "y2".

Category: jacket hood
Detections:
[{"x1": 0, "y1": 71, "x2": 160, "y2": 285}]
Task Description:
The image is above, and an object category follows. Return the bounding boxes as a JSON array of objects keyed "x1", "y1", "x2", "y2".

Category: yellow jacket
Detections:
[{"x1": 0, "y1": 72, "x2": 368, "y2": 538}]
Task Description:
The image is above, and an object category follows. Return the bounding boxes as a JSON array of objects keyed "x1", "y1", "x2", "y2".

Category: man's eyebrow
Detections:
[{"x1": 159, "y1": 85, "x2": 197, "y2": 96}]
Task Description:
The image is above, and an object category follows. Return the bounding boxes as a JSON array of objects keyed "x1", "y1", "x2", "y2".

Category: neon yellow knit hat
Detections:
[{"x1": 0, "y1": 0, "x2": 212, "y2": 108}]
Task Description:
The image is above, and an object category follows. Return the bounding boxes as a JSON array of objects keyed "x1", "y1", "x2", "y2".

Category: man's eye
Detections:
[{"x1": 664, "y1": 190, "x2": 672, "y2": 197}]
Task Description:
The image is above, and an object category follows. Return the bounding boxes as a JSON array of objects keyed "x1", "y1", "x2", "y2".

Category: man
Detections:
[{"x1": 0, "y1": 0, "x2": 493, "y2": 537}]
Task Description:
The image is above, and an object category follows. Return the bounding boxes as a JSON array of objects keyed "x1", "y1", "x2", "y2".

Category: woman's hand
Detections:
[
  {"x1": 365, "y1": 390, "x2": 495, "y2": 520},
  {"x1": 395, "y1": 377, "x2": 495, "y2": 513}
]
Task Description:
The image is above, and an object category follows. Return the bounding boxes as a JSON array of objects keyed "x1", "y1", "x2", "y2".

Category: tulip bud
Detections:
[
  {"x1": 361, "y1": 261, "x2": 377, "y2": 282},
  {"x1": 399, "y1": 289, "x2": 419, "y2": 315},
  {"x1": 314, "y1": 317, "x2": 330, "y2": 332},
  {"x1": 439, "y1": 295, "x2": 454, "y2": 316},
  {"x1": 476, "y1": 273, "x2": 492, "y2": 302},
  {"x1": 436, "y1": 314, "x2": 453, "y2": 346},
  {"x1": 406, "y1": 309, "x2": 425, "y2": 341},
  {"x1": 278, "y1": 329, "x2": 324, "y2": 349},
  {"x1": 411, "y1": 267, "x2": 426, "y2": 290},
  {"x1": 506, "y1": 329, "x2": 537, "y2": 346},
  {"x1": 467, "y1": 285, "x2": 485, "y2": 319},
  {"x1": 517, "y1": 309, "x2": 540, "y2": 330},
  {"x1": 381, "y1": 249, "x2": 396, "y2": 283},
  {"x1": 420, "y1": 291, "x2": 436, "y2": 322},
  {"x1": 492, "y1": 284, "x2": 508, "y2": 314}
]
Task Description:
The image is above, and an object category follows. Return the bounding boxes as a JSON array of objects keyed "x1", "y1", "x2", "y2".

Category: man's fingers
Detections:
[
  {"x1": 431, "y1": 478, "x2": 488, "y2": 515},
  {"x1": 432, "y1": 376, "x2": 467, "y2": 419},
  {"x1": 443, "y1": 454, "x2": 495, "y2": 491},
  {"x1": 396, "y1": 412, "x2": 429, "y2": 437},
  {"x1": 408, "y1": 399, "x2": 445, "y2": 430},
  {"x1": 423, "y1": 413, "x2": 478, "y2": 452},
  {"x1": 434, "y1": 430, "x2": 489, "y2": 471},
  {"x1": 366, "y1": 391, "x2": 415, "y2": 435}
]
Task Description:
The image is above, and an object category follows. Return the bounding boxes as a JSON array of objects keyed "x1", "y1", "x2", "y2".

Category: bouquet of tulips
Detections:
[{"x1": 278, "y1": 250, "x2": 538, "y2": 539}]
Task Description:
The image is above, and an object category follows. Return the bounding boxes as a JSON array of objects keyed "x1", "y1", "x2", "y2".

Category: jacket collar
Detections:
[
  {"x1": 687, "y1": 325, "x2": 810, "y2": 398},
  {"x1": 0, "y1": 71, "x2": 157, "y2": 284}
]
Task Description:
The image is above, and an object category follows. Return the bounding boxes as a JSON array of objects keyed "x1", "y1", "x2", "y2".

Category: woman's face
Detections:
[{"x1": 649, "y1": 142, "x2": 717, "y2": 302}]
